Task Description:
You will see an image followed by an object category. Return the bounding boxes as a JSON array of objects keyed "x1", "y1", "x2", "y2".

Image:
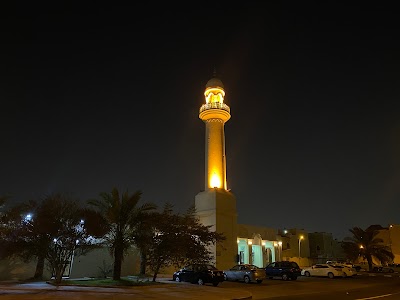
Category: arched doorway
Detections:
[{"x1": 251, "y1": 234, "x2": 263, "y2": 268}]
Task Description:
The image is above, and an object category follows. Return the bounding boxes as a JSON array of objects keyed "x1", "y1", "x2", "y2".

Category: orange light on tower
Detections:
[{"x1": 210, "y1": 172, "x2": 221, "y2": 188}]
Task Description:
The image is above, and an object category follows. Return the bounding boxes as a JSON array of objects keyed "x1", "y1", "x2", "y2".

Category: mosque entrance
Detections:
[{"x1": 251, "y1": 234, "x2": 263, "y2": 268}]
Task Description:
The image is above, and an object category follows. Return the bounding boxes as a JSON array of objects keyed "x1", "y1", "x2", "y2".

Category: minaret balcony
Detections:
[{"x1": 199, "y1": 102, "x2": 230, "y2": 114}]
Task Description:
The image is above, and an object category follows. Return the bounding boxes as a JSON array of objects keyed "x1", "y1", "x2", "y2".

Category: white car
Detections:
[
  {"x1": 332, "y1": 264, "x2": 356, "y2": 277},
  {"x1": 301, "y1": 264, "x2": 345, "y2": 279}
]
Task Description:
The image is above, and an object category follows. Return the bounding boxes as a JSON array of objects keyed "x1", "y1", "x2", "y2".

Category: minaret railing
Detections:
[{"x1": 199, "y1": 102, "x2": 230, "y2": 114}]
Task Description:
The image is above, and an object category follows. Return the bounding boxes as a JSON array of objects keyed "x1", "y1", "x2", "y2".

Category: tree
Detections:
[
  {"x1": 145, "y1": 203, "x2": 225, "y2": 282},
  {"x1": 0, "y1": 199, "x2": 46, "y2": 278},
  {"x1": 342, "y1": 225, "x2": 394, "y2": 271},
  {"x1": 0, "y1": 195, "x2": 9, "y2": 208},
  {"x1": 88, "y1": 187, "x2": 157, "y2": 280},
  {"x1": 0, "y1": 193, "x2": 101, "y2": 282},
  {"x1": 40, "y1": 195, "x2": 101, "y2": 283},
  {"x1": 130, "y1": 210, "x2": 158, "y2": 276}
]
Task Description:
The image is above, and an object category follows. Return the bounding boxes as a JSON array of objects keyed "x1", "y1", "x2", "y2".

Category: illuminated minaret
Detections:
[
  {"x1": 199, "y1": 73, "x2": 230, "y2": 190},
  {"x1": 195, "y1": 73, "x2": 238, "y2": 270}
]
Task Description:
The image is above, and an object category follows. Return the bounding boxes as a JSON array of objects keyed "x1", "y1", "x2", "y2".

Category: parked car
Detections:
[
  {"x1": 265, "y1": 261, "x2": 302, "y2": 281},
  {"x1": 371, "y1": 264, "x2": 400, "y2": 273},
  {"x1": 223, "y1": 264, "x2": 265, "y2": 284},
  {"x1": 386, "y1": 263, "x2": 400, "y2": 273},
  {"x1": 327, "y1": 261, "x2": 357, "y2": 273},
  {"x1": 173, "y1": 264, "x2": 225, "y2": 286},
  {"x1": 327, "y1": 261, "x2": 354, "y2": 269},
  {"x1": 301, "y1": 263, "x2": 345, "y2": 278},
  {"x1": 353, "y1": 261, "x2": 381, "y2": 272},
  {"x1": 331, "y1": 264, "x2": 356, "y2": 277}
]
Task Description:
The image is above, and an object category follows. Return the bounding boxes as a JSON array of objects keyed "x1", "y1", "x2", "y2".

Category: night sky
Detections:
[{"x1": 1, "y1": 3, "x2": 399, "y2": 240}]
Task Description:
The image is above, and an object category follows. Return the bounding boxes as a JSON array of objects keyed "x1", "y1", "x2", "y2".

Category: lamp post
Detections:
[
  {"x1": 389, "y1": 225, "x2": 393, "y2": 255},
  {"x1": 298, "y1": 235, "x2": 304, "y2": 262}
]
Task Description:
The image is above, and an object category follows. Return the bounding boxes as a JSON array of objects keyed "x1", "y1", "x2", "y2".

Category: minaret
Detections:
[
  {"x1": 199, "y1": 72, "x2": 230, "y2": 190},
  {"x1": 195, "y1": 73, "x2": 238, "y2": 270}
]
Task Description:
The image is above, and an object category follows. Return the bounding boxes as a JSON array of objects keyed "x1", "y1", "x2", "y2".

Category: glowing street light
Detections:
[{"x1": 298, "y1": 235, "x2": 304, "y2": 260}]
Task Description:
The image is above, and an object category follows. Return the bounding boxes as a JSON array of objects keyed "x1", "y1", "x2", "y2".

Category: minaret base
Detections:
[{"x1": 195, "y1": 188, "x2": 238, "y2": 270}]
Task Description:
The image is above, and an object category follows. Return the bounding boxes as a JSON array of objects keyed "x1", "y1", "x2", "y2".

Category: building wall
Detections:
[
  {"x1": 0, "y1": 258, "x2": 52, "y2": 281},
  {"x1": 195, "y1": 188, "x2": 238, "y2": 270},
  {"x1": 236, "y1": 223, "x2": 278, "y2": 267},
  {"x1": 70, "y1": 247, "x2": 140, "y2": 279},
  {"x1": 376, "y1": 225, "x2": 400, "y2": 264},
  {"x1": 308, "y1": 232, "x2": 345, "y2": 264}
]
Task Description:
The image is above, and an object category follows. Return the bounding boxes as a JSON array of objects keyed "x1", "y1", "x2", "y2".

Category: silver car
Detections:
[{"x1": 223, "y1": 264, "x2": 265, "y2": 284}]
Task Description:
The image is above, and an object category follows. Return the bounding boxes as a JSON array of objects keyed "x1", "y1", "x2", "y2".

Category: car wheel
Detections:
[
  {"x1": 256, "y1": 280, "x2": 263, "y2": 284},
  {"x1": 328, "y1": 272, "x2": 334, "y2": 279},
  {"x1": 197, "y1": 278, "x2": 204, "y2": 285},
  {"x1": 244, "y1": 275, "x2": 250, "y2": 284},
  {"x1": 282, "y1": 274, "x2": 289, "y2": 281},
  {"x1": 175, "y1": 276, "x2": 181, "y2": 282},
  {"x1": 305, "y1": 271, "x2": 311, "y2": 277}
]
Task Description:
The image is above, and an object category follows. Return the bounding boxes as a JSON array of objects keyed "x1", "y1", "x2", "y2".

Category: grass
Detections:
[{"x1": 50, "y1": 276, "x2": 165, "y2": 287}]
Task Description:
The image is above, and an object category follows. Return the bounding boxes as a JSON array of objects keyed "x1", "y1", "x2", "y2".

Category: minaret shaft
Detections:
[{"x1": 205, "y1": 119, "x2": 227, "y2": 190}]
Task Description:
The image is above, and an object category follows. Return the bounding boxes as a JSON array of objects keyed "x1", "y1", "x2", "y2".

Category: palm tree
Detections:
[
  {"x1": 88, "y1": 187, "x2": 156, "y2": 280},
  {"x1": 342, "y1": 225, "x2": 394, "y2": 271}
]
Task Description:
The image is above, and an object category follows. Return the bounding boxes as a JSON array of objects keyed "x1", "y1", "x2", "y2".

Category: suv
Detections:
[{"x1": 265, "y1": 261, "x2": 302, "y2": 281}]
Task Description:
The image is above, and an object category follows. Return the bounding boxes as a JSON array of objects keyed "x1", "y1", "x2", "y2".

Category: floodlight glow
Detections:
[{"x1": 210, "y1": 172, "x2": 221, "y2": 188}]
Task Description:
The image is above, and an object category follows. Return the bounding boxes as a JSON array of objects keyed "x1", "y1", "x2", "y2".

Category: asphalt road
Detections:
[
  {"x1": 219, "y1": 274, "x2": 400, "y2": 300},
  {"x1": 1, "y1": 274, "x2": 400, "y2": 299}
]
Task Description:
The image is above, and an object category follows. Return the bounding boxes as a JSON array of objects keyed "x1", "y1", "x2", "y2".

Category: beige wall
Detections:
[
  {"x1": 70, "y1": 247, "x2": 140, "y2": 279},
  {"x1": 376, "y1": 225, "x2": 400, "y2": 264},
  {"x1": 0, "y1": 257, "x2": 51, "y2": 281},
  {"x1": 195, "y1": 188, "x2": 238, "y2": 270},
  {"x1": 237, "y1": 224, "x2": 276, "y2": 241}
]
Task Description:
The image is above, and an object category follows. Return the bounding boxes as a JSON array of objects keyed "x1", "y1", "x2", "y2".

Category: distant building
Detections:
[
  {"x1": 376, "y1": 224, "x2": 400, "y2": 264},
  {"x1": 308, "y1": 232, "x2": 345, "y2": 264}
]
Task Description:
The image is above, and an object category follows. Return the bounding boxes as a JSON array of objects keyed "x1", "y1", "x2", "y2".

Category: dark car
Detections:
[
  {"x1": 173, "y1": 264, "x2": 225, "y2": 286},
  {"x1": 265, "y1": 261, "x2": 302, "y2": 280}
]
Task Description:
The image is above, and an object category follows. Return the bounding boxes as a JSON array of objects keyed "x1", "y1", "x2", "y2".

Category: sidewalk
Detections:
[{"x1": 0, "y1": 277, "x2": 253, "y2": 300}]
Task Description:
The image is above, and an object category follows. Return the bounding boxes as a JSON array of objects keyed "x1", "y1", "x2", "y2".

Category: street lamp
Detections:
[
  {"x1": 389, "y1": 225, "x2": 393, "y2": 255},
  {"x1": 298, "y1": 235, "x2": 304, "y2": 261}
]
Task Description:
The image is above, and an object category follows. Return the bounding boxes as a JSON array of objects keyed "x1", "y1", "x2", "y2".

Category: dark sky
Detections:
[{"x1": 1, "y1": 3, "x2": 399, "y2": 240}]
